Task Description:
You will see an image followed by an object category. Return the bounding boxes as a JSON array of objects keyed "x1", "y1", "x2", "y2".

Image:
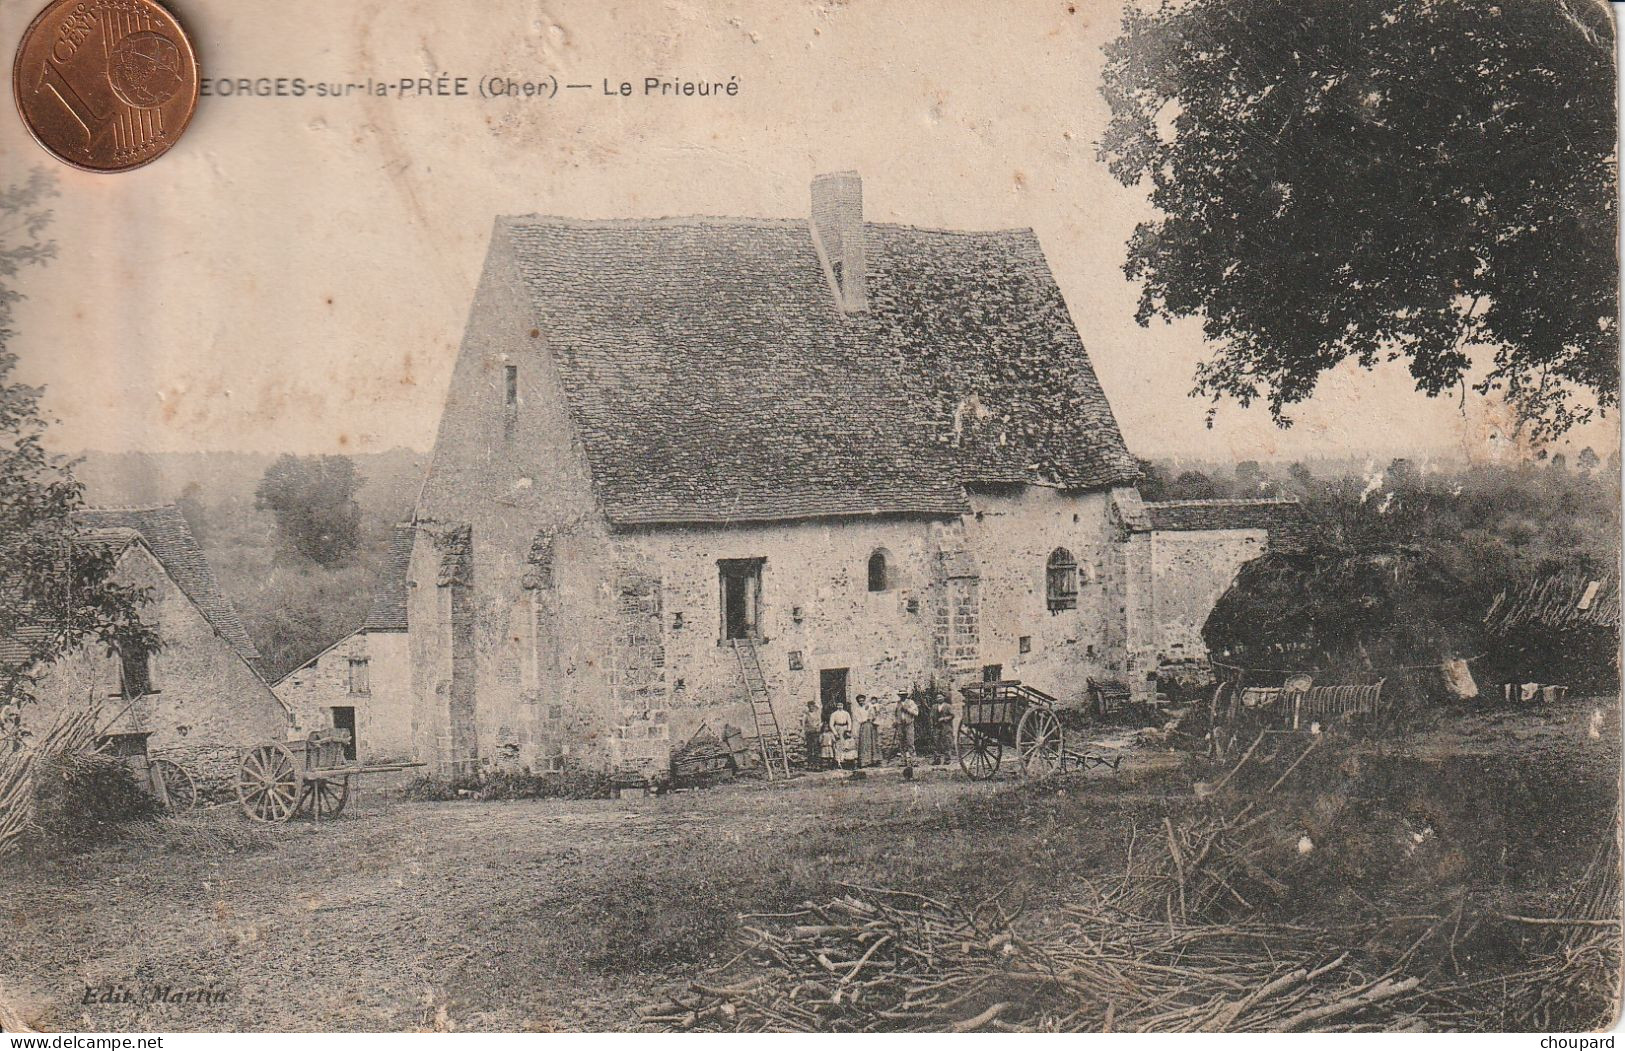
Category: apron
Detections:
[{"x1": 829, "y1": 709, "x2": 856, "y2": 763}]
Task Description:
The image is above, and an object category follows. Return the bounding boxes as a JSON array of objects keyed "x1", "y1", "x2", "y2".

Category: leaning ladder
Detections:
[{"x1": 732, "y1": 638, "x2": 791, "y2": 781}]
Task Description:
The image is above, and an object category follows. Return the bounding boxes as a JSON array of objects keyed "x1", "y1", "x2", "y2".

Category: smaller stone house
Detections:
[
  {"x1": 273, "y1": 525, "x2": 416, "y2": 762},
  {"x1": 15, "y1": 506, "x2": 291, "y2": 790}
]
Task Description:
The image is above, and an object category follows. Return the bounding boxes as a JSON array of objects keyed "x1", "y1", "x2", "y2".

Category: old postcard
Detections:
[{"x1": 0, "y1": 0, "x2": 1619, "y2": 1036}]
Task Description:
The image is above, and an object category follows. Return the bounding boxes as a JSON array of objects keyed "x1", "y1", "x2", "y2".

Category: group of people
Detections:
[{"x1": 803, "y1": 691, "x2": 958, "y2": 772}]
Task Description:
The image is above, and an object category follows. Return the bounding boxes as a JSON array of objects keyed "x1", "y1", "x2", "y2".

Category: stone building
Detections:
[
  {"x1": 13, "y1": 506, "x2": 291, "y2": 790},
  {"x1": 273, "y1": 525, "x2": 416, "y2": 762},
  {"x1": 405, "y1": 171, "x2": 1304, "y2": 777}
]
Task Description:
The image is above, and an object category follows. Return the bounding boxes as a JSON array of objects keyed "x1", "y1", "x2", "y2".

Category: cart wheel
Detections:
[
  {"x1": 306, "y1": 775, "x2": 350, "y2": 821},
  {"x1": 237, "y1": 743, "x2": 301, "y2": 823},
  {"x1": 1016, "y1": 708, "x2": 1064, "y2": 779},
  {"x1": 150, "y1": 758, "x2": 197, "y2": 812},
  {"x1": 956, "y1": 723, "x2": 1002, "y2": 781}
]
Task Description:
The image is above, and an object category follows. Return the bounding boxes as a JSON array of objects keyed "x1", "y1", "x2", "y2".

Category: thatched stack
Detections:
[{"x1": 0, "y1": 706, "x2": 102, "y2": 858}]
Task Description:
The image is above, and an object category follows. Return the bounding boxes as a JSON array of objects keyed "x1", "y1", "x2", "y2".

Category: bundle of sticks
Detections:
[
  {"x1": 638, "y1": 884, "x2": 1429, "y2": 1033},
  {"x1": 0, "y1": 706, "x2": 102, "y2": 858},
  {"x1": 1108, "y1": 729, "x2": 1329, "y2": 923},
  {"x1": 1498, "y1": 807, "x2": 1623, "y2": 1031},
  {"x1": 1110, "y1": 808, "x2": 1289, "y2": 923}
]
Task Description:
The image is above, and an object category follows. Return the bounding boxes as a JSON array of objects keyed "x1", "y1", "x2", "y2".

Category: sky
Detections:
[{"x1": 1, "y1": 0, "x2": 1617, "y2": 465}]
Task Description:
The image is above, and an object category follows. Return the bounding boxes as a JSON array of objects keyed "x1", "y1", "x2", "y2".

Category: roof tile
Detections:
[
  {"x1": 71, "y1": 506, "x2": 261, "y2": 663},
  {"x1": 502, "y1": 216, "x2": 1138, "y2": 526}
]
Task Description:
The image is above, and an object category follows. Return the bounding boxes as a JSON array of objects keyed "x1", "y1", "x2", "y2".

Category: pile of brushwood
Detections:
[
  {"x1": 0, "y1": 708, "x2": 156, "y2": 858},
  {"x1": 641, "y1": 729, "x2": 1620, "y2": 1032}
]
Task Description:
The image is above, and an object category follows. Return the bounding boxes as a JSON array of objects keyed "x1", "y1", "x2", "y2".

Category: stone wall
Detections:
[
  {"x1": 26, "y1": 543, "x2": 290, "y2": 795},
  {"x1": 1149, "y1": 527, "x2": 1268, "y2": 664},
  {"x1": 961, "y1": 486, "x2": 1122, "y2": 700},
  {"x1": 410, "y1": 220, "x2": 617, "y2": 775}
]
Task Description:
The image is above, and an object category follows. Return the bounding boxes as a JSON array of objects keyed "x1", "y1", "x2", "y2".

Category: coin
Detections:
[{"x1": 12, "y1": 0, "x2": 199, "y2": 173}]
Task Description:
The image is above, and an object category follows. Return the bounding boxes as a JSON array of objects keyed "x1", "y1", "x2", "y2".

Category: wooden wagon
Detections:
[
  {"x1": 954, "y1": 680, "x2": 1065, "y2": 781},
  {"x1": 235, "y1": 729, "x2": 424, "y2": 822}
]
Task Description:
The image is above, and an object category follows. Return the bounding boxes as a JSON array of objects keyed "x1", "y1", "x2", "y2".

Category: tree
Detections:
[
  {"x1": 1168, "y1": 470, "x2": 1220, "y2": 500},
  {"x1": 253, "y1": 454, "x2": 363, "y2": 566},
  {"x1": 0, "y1": 171, "x2": 155, "y2": 712},
  {"x1": 1576, "y1": 447, "x2": 1600, "y2": 475},
  {"x1": 1100, "y1": 0, "x2": 1616, "y2": 441},
  {"x1": 1135, "y1": 457, "x2": 1170, "y2": 501},
  {"x1": 1286, "y1": 461, "x2": 1316, "y2": 497},
  {"x1": 175, "y1": 480, "x2": 207, "y2": 542}
]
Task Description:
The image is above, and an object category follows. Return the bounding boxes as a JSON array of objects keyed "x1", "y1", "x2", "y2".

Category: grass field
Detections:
[{"x1": 0, "y1": 697, "x2": 1617, "y2": 1032}]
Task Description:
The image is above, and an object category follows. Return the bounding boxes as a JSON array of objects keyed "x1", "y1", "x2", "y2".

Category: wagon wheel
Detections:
[
  {"x1": 149, "y1": 758, "x2": 197, "y2": 811},
  {"x1": 1016, "y1": 708, "x2": 1064, "y2": 779},
  {"x1": 956, "y1": 723, "x2": 1002, "y2": 781},
  {"x1": 304, "y1": 774, "x2": 350, "y2": 821},
  {"x1": 237, "y1": 743, "x2": 301, "y2": 823}
]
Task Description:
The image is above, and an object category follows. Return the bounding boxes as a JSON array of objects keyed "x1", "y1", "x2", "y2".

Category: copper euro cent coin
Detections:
[{"x1": 12, "y1": 0, "x2": 199, "y2": 173}]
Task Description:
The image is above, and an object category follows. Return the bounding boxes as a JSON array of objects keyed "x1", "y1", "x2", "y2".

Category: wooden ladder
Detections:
[{"x1": 732, "y1": 638, "x2": 791, "y2": 781}]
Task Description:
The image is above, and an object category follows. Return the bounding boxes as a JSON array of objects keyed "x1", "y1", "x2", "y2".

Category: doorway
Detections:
[
  {"x1": 982, "y1": 664, "x2": 1004, "y2": 683},
  {"x1": 719, "y1": 558, "x2": 763, "y2": 641},
  {"x1": 819, "y1": 668, "x2": 849, "y2": 722},
  {"x1": 331, "y1": 706, "x2": 357, "y2": 760}
]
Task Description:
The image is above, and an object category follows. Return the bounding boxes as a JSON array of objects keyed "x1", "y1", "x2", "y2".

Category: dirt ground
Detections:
[{"x1": 0, "y1": 697, "x2": 1618, "y2": 1032}]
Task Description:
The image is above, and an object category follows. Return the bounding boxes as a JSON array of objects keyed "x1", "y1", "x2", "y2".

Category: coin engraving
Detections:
[
  {"x1": 109, "y1": 30, "x2": 182, "y2": 108},
  {"x1": 12, "y1": 0, "x2": 199, "y2": 173}
]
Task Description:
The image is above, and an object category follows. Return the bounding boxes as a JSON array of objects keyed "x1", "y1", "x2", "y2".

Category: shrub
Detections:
[
  {"x1": 401, "y1": 763, "x2": 612, "y2": 803},
  {"x1": 23, "y1": 751, "x2": 159, "y2": 853}
]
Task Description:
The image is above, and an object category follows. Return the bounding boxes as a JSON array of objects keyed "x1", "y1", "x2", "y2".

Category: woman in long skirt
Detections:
[{"x1": 856, "y1": 695, "x2": 879, "y2": 767}]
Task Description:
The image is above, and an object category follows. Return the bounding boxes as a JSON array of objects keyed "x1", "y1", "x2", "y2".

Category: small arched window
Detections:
[
  {"x1": 867, "y1": 549, "x2": 889, "y2": 592},
  {"x1": 1046, "y1": 547, "x2": 1078, "y2": 612}
]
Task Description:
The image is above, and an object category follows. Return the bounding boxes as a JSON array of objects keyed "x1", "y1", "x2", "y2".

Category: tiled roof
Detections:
[
  {"x1": 501, "y1": 216, "x2": 1138, "y2": 526},
  {"x1": 0, "y1": 530, "x2": 143, "y2": 665},
  {"x1": 361, "y1": 525, "x2": 415, "y2": 632},
  {"x1": 0, "y1": 623, "x2": 52, "y2": 665},
  {"x1": 72, "y1": 506, "x2": 261, "y2": 663},
  {"x1": 1145, "y1": 499, "x2": 1313, "y2": 553}
]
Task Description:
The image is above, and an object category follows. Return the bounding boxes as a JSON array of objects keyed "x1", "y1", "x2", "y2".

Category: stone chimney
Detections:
[{"x1": 810, "y1": 171, "x2": 867, "y2": 313}]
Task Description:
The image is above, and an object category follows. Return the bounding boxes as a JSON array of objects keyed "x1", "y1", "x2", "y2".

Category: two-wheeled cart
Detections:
[
  {"x1": 236, "y1": 729, "x2": 424, "y2": 822},
  {"x1": 954, "y1": 680, "x2": 1066, "y2": 781}
]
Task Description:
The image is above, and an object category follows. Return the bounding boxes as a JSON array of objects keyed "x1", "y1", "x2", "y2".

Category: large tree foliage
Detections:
[
  {"x1": 254, "y1": 454, "x2": 363, "y2": 566},
  {"x1": 0, "y1": 172, "x2": 155, "y2": 712},
  {"x1": 1100, "y1": 0, "x2": 1617, "y2": 440}
]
